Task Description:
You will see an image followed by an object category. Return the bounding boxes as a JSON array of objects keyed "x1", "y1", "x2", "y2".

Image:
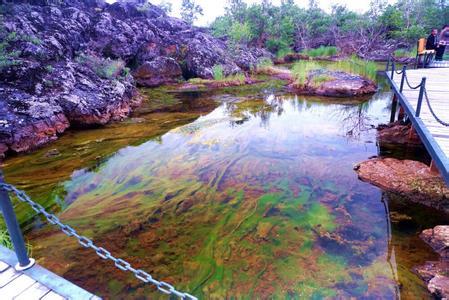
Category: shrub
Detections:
[
  {"x1": 302, "y1": 46, "x2": 339, "y2": 57},
  {"x1": 276, "y1": 48, "x2": 294, "y2": 59},
  {"x1": 77, "y1": 54, "x2": 125, "y2": 79},
  {"x1": 0, "y1": 230, "x2": 32, "y2": 255},
  {"x1": 212, "y1": 64, "x2": 224, "y2": 81}
]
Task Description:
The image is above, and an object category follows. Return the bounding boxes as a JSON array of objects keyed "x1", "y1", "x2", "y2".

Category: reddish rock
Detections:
[
  {"x1": 428, "y1": 275, "x2": 449, "y2": 299},
  {"x1": 421, "y1": 226, "x2": 449, "y2": 259},
  {"x1": 354, "y1": 158, "x2": 449, "y2": 213},
  {"x1": 377, "y1": 122, "x2": 423, "y2": 145},
  {"x1": 133, "y1": 57, "x2": 182, "y2": 87}
]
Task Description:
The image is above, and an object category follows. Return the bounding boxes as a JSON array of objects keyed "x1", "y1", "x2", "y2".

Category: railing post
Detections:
[
  {"x1": 390, "y1": 60, "x2": 395, "y2": 80},
  {"x1": 386, "y1": 59, "x2": 390, "y2": 72},
  {"x1": 0, "y1": 173, "x2": 35, "y2": 271},
  {"x1": 399, "y1": 66, "x2": 407, "y2": 93},
  {"x1": 416, "y1": 77, "x2": 427, "y2": 117}
]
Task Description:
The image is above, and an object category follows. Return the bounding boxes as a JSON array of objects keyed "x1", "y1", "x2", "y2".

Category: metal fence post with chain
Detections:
[{"x1": 0, "y1": 182, "x2": 197, "y2": 300}]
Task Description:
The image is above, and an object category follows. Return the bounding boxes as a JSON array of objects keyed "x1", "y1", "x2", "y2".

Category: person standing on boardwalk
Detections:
[{"x1": 436, "y1": 25, "x2": 449, "y2": 61}]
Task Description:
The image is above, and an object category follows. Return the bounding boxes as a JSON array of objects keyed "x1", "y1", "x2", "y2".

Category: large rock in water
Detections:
[
  {"x1": 415, "y1": 226, "x2": 449, "y2": 299},
  {"x1": 354, "y1": 158, "x2": 449, "y2": 213},
  {"x1": 290, "y1": 70, "x2": 377, "y2": 97},
  {"x1": 0, "y1": 0, "x2": 270, "y2": 157}
]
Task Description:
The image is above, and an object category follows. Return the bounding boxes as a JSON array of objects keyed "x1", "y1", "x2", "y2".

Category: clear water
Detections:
[{"x1": 2, "y1": 76, "x2": 445, "y2": 299}]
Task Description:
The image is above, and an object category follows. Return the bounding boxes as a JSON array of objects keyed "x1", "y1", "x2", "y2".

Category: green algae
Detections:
[{"x1": 0, "y1": 81, "x2": 444, "y2": 299}]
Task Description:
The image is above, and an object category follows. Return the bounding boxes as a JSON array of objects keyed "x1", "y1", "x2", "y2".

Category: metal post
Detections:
[
  {"x1": 386, "y1": 59, "x2": 390, "y2": 72},
  {"x1": 416, "y1": 77, "x2": 427, "y2": 117},
  {"x1": 399, "y1": 66, "x2": 407, "y2": 93},
  {"x1": 0, "y1": 173, "x2": 35, "y2": 271},
  {"x1": 390, "y1": 94, "x2": 398, "y2": 123},
  {"x1": 390, "y1": 61, "x2": 395, "y2": 80}
]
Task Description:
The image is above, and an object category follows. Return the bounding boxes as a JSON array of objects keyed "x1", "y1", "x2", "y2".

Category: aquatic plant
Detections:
[
  {"x1": 291, "y1": 60, "x2": 321, "y2": 85},
  {"x1": 394, "y1": 47, "x2": 416, "y2": 58}
]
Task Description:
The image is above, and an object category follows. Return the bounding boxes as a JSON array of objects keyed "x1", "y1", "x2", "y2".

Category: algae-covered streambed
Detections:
[{"x1": 1, "y1": 76, "x2": 447, "y2": 299}]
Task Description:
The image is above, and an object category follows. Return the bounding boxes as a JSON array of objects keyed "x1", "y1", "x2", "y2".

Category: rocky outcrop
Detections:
[
  {"x1": 415, "y1": 226, "x2": 449, "y2": 299},
  {"x1": 291, "y1": 70, "x2": 377, "y2": 97},
  {"x1": 354, "y1": 158, "x2": 449, "y2": 213},
  {"x1": 0, "y1": 0, "x2": 271, "y2": 157},
  {"x1": 133, "y1": 57, "x2": 182, "y2": 87}
]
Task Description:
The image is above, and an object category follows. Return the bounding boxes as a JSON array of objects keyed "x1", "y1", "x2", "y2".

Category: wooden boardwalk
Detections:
[
  {"x1": 388, "y1": 67, "x2": 449, "y2": 184},
  {"x1": 0, "y1": 246, "x2": 100, "y2": 300}
]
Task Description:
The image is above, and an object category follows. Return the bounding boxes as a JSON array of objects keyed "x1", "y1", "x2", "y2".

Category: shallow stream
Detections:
[{"x1": 1, "y1": 74, "x2": 447, "y2": 299}]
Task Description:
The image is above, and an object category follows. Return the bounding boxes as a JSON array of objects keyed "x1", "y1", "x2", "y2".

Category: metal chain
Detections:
[
  {"x1": 424, "y1": 89, "x2": 449, "y2": 127},
  {"x1": 0, "y1": 183, "x2": 197, "y2": 300},
  {"x1": 404, "y1": 73, "x2": 423, "y2": 90}
]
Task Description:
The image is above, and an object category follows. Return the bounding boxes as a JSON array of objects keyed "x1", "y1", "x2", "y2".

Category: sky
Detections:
[{"x1": 108, "y1": 0, "x2": 397, "y2": 26}]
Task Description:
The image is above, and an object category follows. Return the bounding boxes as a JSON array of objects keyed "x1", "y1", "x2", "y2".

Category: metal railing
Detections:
[
  {"x1": 0, "y1": 174, "x2": 197, "y2": 299},
  {"x1": 386, "y1": 59, "x2": 449, "y2": 126}
]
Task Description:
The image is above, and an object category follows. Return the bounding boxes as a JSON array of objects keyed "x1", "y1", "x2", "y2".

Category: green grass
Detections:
[
  {"x1": 291, "y1": 60, "x2": 321, "y2": 85},
  {"x1": 292, "y1": 56, "x2": 377, "y2": 86},
  {"x1": 302, "y1": 46, "x2": 339, "y2": 57},
  {"x1": 394, "y1": 47, "x2": 417, "y2": 58},
  {"x1": 256, "y1": 58, "x2": 274, "y2": 69},
  {"x1": 189, "y1": 73, "x2": 245, "y2": 85},
  {"x1": 310, "y1": 74, "x2": 335, "y2": 87},
  {"x1": 330, "y1": 55, "x2": 378, "y2": 81},
  {"x1": 212, "y1": 65, "x2": 224, "y2": 81},
  {"x1": 0, "y1": 230, "x2": 32, "y2": 256},
  {"x1": 276, "y1": 48, "x2": 294, "y2": 58}
]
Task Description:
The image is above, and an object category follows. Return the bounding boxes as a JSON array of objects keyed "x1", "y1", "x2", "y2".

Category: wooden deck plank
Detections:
[
  {"x1": 0, "y1": 267, "x2": 20, "y2": 288},
  {"x1": 0, "y1": 274, "x2": 36, "y2": 299},
  {"x1": 40, "y1": 291, "x2": 67, "y2": 300},
  {"x1": 391, "y1": 67, "x2": 449, "y2": 168},
  {"x1": 14, "y1": 281, "x2": 51, "y2": 300}
]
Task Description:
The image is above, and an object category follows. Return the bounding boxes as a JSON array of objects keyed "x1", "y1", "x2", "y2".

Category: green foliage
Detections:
[
  {"x1": 292, "y1": 56, "x2": 377, "y2": 86},
  {"x1": 330, "y1": 56, "x2": 378, "y2": 81},
  {"x1": 394, "y1": 47, "x2": 417, "y2": 58},
  {"x1": 0, "y1": 30, "x2": 20, "y2": 69},
  {"x1": 302, "y1": 46, "x2": 339, "y2": 57},
  {"x1": 212, "y1": 65, "x2": 224, "y2": 81},
  {"x1": 211, "y1": 0, "x2": 449, "y2": 54},
  {"x1": 310, "y1": 74, "x2": 335, "y2": 87},
  {"x1": 292, "y1": 60, "x2": 321, "y2": 85},
  {"x1": 229, "y1": 21, "x2": 253, "y2": 45},
  {"x1": 76, "y1": 54, "x2": 125, "y2": 79},
  {"x1": 0, "y1": 230, "x2": 32, "y2": 256},
  {"x1": 180, "y1": 0, "x2": 203, "y2": 25},
  {"x1": 256, "y1": 58, "x2": 274, "y2": 69},
  {"x1": 45, "y1": 65, "x2": 54, "y2": 73}
]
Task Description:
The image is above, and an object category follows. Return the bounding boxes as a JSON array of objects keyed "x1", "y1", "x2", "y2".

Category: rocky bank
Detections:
[
  {"x1": 0, "y1": 0, "x2": 270, "y2": 158},
  {"x1": 415, "y1": 226, "x2": 449, "y2": 299}
]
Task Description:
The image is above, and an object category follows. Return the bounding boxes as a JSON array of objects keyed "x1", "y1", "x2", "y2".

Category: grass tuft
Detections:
[
  {"x1": 76, "y1": 54, "x2": 125, "y2": 79},
  {"x1": 302, "y1": 46, "x2": 339, "y2": 58},
  {"x1": 212, "y1": 65, "x2": 225, "y2": 81}
]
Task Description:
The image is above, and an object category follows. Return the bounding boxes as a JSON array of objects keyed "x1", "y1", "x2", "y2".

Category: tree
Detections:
[
  {"x1": 158, "y1": 0, "x2": 172, "y2": 14},
  {"x1": 180, "y1": 0, "x2": 203, "y2": 25}
]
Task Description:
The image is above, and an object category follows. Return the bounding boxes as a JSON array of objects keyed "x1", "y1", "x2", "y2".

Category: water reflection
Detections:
[{"x1": 2, "y1": 87, "x2": 442, "y2": 299}]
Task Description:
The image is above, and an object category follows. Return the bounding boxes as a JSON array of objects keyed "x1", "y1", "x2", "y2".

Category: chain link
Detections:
[
  {"x1": 424, "y1": 89, "x2": 449, "y2": 127},
  {"x1": 0, "y1": 183, "x2": 197, "y2": 300},
  {"x1": 404, "y1": 73, "x2": 423, "y2": 90}
]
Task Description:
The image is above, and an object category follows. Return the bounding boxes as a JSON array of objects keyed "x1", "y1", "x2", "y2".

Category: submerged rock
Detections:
[
  {"x1": 377, "y1": 122, "x2": 423, "y2": 146},
  {"x1": 415, "y1": 226, "x2": 449, "y2": 299},
  {"x1": 354, "y1": 158, "x2": 449, "y2": 214}
]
